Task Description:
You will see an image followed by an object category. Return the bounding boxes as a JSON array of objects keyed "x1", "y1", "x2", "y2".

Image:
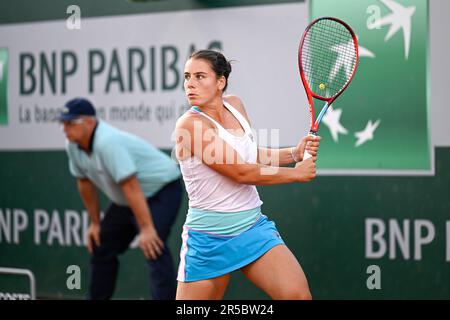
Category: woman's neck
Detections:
[{"x1": 198, "y1": 96, "x2": 225, "y2": 121}]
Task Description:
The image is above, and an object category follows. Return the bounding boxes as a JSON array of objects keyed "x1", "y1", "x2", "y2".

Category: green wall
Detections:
[
  {"x1": 0, "y1": 0, "x2": 303, "y2": 24},
  {"x1": 1, "y1": 0, "x2": 448, "y2": 300},
  {"x1": 1, "y1": 148, "x2": 449, "y2": 299}
]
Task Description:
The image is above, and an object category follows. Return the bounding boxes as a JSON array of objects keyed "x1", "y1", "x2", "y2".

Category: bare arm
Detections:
[
  {"x1": 77, "y1": 178, "x2": 101, "y2": 253},
  {"x1": 212, "y1": 161, "x2": 316, "y2": 185},
  {"x1": 77, "y1": 178, "x2": 101, "y2": 224},
  {"x1": 258, "y1": 135, "x2": 321, "y2": 167},
  {"x1": 224, "y1": 95, "x2": 320, "y2": 168},
  {"x1": 175, "y1": 111, "x2": 316, "y2": 186},
  {"x1": 120, "y1": 175, "x2": 154, "y2": 229},
  {"x1": 120, "y1": 175, "x2": 163, "y2": 260},
  {"x1": 258, "y1": 147, "x2": 298, "y2": 167}
]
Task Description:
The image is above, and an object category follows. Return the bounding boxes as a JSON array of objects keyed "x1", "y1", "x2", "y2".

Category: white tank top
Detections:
[{"x1": 179, "y1": 101, "x2": 263, "y2": 212}]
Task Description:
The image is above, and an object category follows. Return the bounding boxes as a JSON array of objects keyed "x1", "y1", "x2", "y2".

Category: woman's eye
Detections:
[{"x1": 184, "y1": 74, "x2": 190, "y2": 80}]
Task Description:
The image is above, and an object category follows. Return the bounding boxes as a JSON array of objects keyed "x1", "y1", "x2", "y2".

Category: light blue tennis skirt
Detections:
[{"x1": 177, "y1": 214, "x2": 285, "y2": 282}]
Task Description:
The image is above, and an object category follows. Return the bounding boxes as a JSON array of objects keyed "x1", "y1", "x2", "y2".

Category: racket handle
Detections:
[{"x1": 302, "y1": 132, "x2": 317, "y2": 161}]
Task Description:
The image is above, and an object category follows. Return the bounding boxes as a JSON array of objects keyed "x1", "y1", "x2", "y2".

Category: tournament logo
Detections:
[{"x1": 311, "y1": 0, "x2": 430, "y2": 175}]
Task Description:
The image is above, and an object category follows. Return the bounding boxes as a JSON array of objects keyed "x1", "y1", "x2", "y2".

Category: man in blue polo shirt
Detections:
[{"x1": 58, "y1": 98, "x2": 182, "y2": 300}]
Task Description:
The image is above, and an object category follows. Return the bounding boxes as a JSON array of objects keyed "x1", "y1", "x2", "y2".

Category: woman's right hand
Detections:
[{"x1": 294, "y1": 158, "x2": 316, "y2": 182}]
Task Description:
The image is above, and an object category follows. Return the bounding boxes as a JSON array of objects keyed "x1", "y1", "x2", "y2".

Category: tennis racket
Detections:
[{"x1": 298, "y1": 17, "x2": 359, "y2": 160}]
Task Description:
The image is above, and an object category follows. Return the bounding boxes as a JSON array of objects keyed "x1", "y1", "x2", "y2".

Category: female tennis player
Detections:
[{"x1": 174, "y1": 50, "x2": 320, "y2": 300}]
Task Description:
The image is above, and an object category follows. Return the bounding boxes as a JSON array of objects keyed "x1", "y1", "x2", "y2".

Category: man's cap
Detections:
[{"x1": 57, "y1": 98, "x2": 96, "y2": 121}]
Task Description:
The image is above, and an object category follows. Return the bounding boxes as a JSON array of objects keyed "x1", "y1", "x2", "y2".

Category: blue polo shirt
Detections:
[{"x1": 66, "y1": 120, "x2": 180, "y2": 206}]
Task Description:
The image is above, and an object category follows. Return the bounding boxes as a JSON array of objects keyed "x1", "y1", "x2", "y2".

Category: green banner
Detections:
[
  {"x1": 0, "y1": 0, "x2": 304, "y2": 25},
  {"x1": 0, "y1": 48, "x2": 7, "y2": 125},
  {"x1": 1, "y1": 149, "x2": 450, "y2": 299},
  {"x1": 311, "y1": 0, "x2": 430, "y2": 174}
]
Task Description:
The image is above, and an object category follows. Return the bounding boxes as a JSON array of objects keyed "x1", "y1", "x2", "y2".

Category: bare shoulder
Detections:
[
  {"x1": 175, "y1": 111, "x2": 199, "y2": 131},
  {"x1": 224, "y1": 94, "x2": 245, "y2": 111},
  {"x1": 224, "y1": 95, "x2": 251, "y2": 123},
  {"x1": 175, "y1": 109, "x2": 213, "y2": 132}
]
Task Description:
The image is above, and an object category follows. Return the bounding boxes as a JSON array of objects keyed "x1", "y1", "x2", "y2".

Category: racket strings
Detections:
[
  {"x1": 301, "y1": 18, "x2": 357, "y2": 98},
  {"x1": 303, "y1": 24, "x2": 355, "y2": 95}
]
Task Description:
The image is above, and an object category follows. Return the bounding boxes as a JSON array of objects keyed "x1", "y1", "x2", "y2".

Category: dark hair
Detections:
[{"x1": 190, "y1": 50, "x2": 232, "y2": 92}]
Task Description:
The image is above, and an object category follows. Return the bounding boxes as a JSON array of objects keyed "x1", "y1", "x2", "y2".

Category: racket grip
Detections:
[
  {"x1": 303, "y1": 150, "x2": 313, "y2": 160},
  {"x1": 302, "y1": 132, "x2": 317, "y2": 161}
]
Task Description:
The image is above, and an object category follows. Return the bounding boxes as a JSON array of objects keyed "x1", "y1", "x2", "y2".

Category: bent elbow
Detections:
[
  {"x1": 233, "y1": 171, "x2": 246, "y2": 184},
  {"x1": 233, "y1": 168, "x2": 255, "y2": 185},
  {"x1": 214, "y1": 164, "x2": 257, "y2": 185}
]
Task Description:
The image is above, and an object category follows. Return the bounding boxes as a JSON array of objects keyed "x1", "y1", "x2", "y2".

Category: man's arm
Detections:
[
  {"x1": 120, "y1": 175, "x2": 164, "y2": 260},
  {"x1": 77, "y1": 178, "x2": 101, "y2": 253}
]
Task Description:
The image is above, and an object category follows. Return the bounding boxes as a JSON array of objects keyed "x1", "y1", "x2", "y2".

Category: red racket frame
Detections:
[{"x1": 298, "y1": 17, "x2": 359, "y2": 133}]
